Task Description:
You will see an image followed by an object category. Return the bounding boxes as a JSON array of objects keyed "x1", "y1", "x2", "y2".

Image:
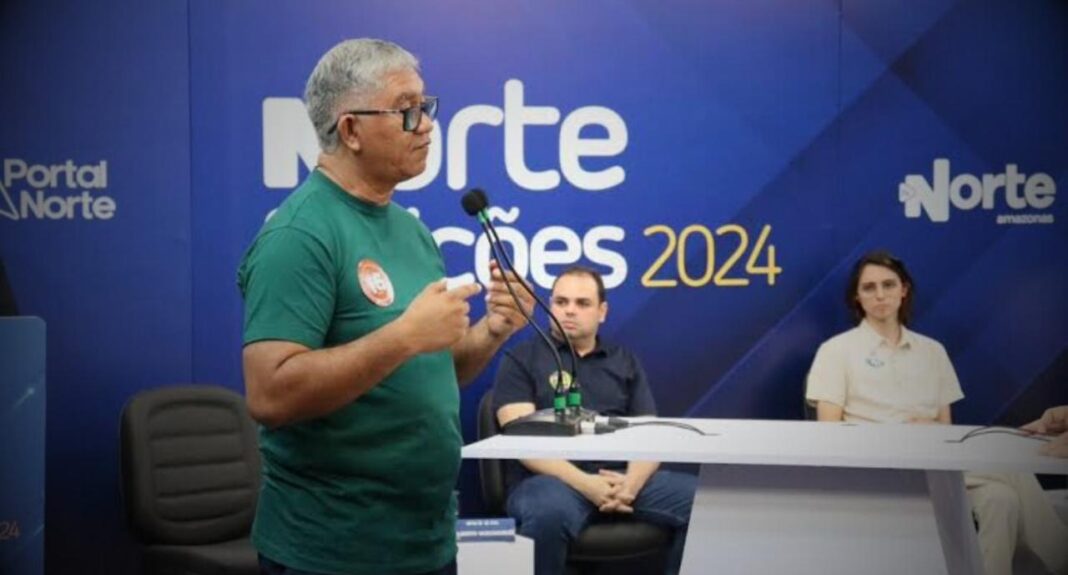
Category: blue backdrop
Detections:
[{"x1": 1, "y1": 1, "x2": 1065, "y2": 573}]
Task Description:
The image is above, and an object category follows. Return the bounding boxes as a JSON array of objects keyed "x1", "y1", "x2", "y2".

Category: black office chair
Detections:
[
  {"x1": 120, "y1": 384, "x2": 260, "y2": 575},
  {"x1": 477, "y1": 391, "x2": 671, "y2": 574}
]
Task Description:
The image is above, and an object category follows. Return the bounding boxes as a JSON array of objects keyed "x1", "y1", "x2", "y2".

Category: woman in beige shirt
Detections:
[{"x1": 807, "y1": 250, "x2": 1067, "y2": 575}]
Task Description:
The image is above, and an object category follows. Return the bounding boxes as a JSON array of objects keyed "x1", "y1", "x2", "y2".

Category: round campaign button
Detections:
[{"x1": 357, "y1": 259, "x2": 395, "y2": 307}]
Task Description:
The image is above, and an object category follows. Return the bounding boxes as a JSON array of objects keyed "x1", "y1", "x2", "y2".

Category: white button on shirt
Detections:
[{"x1": 806, "y1": 320, "x2": 964, "y2": 423}]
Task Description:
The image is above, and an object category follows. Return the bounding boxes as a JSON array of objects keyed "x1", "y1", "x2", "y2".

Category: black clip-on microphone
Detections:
[{"x1": 461, "y1": 189, "x2": 595, "y2": 436}]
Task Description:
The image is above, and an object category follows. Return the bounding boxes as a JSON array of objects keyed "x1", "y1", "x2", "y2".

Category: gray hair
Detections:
[{"x1": 304, "y1": 38, "x2": 420, "y2": 152}]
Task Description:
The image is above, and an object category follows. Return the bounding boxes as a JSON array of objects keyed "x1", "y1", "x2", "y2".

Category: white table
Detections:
[{"x1": 462, "y1": 419, "x2": 1067, "y2": 575}]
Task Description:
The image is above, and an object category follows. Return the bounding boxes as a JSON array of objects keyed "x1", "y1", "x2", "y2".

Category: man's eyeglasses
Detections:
[{"x1": 327, "y1": 97, "x2": 439, "y2": 134}]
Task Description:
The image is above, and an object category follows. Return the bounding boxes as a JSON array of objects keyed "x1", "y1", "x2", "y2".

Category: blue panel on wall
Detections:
[
  {"x1": 0, "y1": 318, "x2": 46, "y2": 575},
  {"x1": 0, "y1": 0, "x2": 192, "y2": 572}
]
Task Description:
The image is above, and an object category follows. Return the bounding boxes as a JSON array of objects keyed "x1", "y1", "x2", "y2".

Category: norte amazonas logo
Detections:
[{"x1": 899, "y1": 159, "x2": 1056, "y2": 224}]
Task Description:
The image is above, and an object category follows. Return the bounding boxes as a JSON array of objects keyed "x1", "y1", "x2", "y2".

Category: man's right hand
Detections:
[
  {"x1": 597, "y1": 469, "x2": 637, "y2": 513},
  {"x1": 399, "y1": 280, "x2": 482, "y2": 354},
  {"x1": 576, "y1": 473, "x2": 620, "y2": 509}
]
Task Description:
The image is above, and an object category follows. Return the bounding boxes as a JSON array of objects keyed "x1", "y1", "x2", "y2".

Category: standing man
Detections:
[
  {"x1": 238, "y1": 39, "x2": 533, "y2": 575},
  {"x1": 492, "y1": 266, "x2": 697, "y2": 575}
]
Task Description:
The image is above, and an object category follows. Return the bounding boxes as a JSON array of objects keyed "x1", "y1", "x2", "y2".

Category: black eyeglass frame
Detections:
[{"x1": 327, "y1": 96, "x2": 438, "y2": 134}]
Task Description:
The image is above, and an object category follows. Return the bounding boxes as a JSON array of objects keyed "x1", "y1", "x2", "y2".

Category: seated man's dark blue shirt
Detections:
[{"x1": 491, "y1": 336, "x2": 657, "y2": 494}]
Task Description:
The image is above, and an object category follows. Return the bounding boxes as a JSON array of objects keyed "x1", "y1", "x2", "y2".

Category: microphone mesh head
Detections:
[{"x1": 461, "y1": 188, "x2": 489, "y2": 216}]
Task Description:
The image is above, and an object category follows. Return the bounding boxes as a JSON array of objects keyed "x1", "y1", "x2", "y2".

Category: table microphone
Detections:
[{"x1": 461, "y1": 189, "x2": 593, "y2": 436}]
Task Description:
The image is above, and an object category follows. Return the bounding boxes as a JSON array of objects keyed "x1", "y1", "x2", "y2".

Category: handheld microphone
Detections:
[
  {"x1": 461, "y1": 189, "x2": 592, "y2": 436},
  {"x1": 460, "y1": 188, "x2": 489, "y2": 218}
]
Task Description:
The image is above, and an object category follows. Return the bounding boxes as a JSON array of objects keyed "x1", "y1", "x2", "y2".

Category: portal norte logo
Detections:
[
  {"x1": 898, "y1": 159, "x2": 1055, "y2": 223},
  {"x1": 0, "y1": 159, "x2": 115, "y2": 221}
]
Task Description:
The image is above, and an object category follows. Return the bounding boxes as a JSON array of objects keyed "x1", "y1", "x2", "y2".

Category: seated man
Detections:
[{"x1": 492, "y1": 265, "x2": 697, "y2": 575}]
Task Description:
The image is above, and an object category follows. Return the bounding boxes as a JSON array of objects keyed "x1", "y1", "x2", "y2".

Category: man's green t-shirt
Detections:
[{"x1": 237, "y1": 170, "x2": 461, "y2": 574}]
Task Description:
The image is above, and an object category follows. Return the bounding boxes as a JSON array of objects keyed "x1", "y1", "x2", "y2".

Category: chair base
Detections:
[
  {"x1": 567, "y1": 518, "x2": 672, "y2": 562},
  {"x1": 143, "y1": 538, "x2": 259, "y2": 575},
  {"x1": 567, "y1": 551, "x2": 668, "y2": 575}
]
